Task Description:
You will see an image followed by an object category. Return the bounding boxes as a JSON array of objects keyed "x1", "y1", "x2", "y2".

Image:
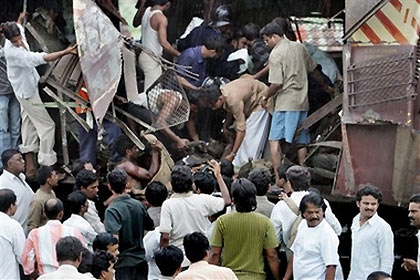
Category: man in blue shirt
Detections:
[{"x1": 177, "y1": 36, "x2": 225, "y2": 90}]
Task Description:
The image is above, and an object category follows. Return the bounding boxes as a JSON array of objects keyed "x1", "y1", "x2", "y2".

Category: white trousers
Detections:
[
  {"x1": 233, "y1": 110, "x2": 271, "y2": 168},
  {"x1": 17, "y1": 92, "x2": 57, "y2": 166},
  {"x1": 139, "y1": 52, "x2": 162, "y2": 91}
]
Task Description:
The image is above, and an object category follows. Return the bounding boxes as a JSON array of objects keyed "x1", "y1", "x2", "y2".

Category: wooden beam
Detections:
[
  {"x1": 297, "y1": 93, "x2": 343, "y2": 132},
  {"x1": 43, "y1": 87, "x2": 91, "y2": 132}
]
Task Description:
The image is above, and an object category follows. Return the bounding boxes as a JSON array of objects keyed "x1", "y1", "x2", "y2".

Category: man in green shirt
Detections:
[
  {"x1": 209, "y1": 178, "x2": 281, "y2": 280},
  {"x1": 104, "y1": 169, "x2": 154, "y2": 280}
]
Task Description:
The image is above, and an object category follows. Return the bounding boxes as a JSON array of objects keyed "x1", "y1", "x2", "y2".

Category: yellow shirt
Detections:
[{"x1": 268, "y1": 38, "x2": 317, "y2": 111}]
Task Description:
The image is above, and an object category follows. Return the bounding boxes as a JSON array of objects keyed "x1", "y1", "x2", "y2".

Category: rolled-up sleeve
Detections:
[
  {"x1": 159, "y1": 200, "x2": 172, "y2": 233},
  {"x1": 229, "y1": 101, "x2": 246, "y2": 131},
  {"x1": 268, "y1": 56, "x2": 284, "y2": 86}
]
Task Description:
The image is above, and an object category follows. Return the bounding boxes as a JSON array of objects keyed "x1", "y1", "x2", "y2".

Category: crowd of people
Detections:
[
  {"x1": 1, "y1": 147, "x2": 419, "y2": 280},
  {"x1": 0, "y1": 0, "x2": 417, "y2": 279}
]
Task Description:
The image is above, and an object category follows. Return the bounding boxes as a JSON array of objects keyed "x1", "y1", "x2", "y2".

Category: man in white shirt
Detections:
[
  {"x1": 38, "y1": 236, "x2": 91, "y2": 279},
  {"x1": 64, "y1": 190, "x2": 97, "y2": 252},
  {"x1": 176, "y1": 231, "x2": 237, "y2": 280},
  {"x1": 2, "y1": 15, "x2": 77, "y2": 174},
  {"x1": 160, "y1": 161, "x2": 231, "y2": 267},
  {"x1": 284, "y1": 193, "x2": 340, "y2": 280},
  {"x1": 0, "y1": 149, "x2": 34, "y2": 233},
  {"x1": 136, "y1": 0, "x2": 180, "y2": 90},
  {"x1": 144, "y1": 227, "x2": 163, "y2": 279},
  {"x1": 348, "y1": 184, "x2": 394, "y2": 279},
  {"x1": 270, "y1": 165, "x2": 342, "y2": 252},
  {"x1": 76, "y1": 169, "x2": 105, "y2": 233},
  {"x1": 402, "y1": 193, "x2": 420, "y2": 274},
  {"x1": 0, "y1": 188, "x2": 26, "y2": 280}
]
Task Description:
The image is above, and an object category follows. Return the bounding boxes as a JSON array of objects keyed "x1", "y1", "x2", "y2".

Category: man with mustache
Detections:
[
  {"x1": 283, "y1": 193, "x2": 339, "y2": 280},
  {"x1": 401, "y1": 193, "x2": 420, "y2": 274},
  {"x1": 348, "y1": 184, "x2": 394, "y2": 279}
]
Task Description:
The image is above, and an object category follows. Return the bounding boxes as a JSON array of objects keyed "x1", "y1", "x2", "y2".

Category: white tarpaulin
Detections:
[{"x1": 73, "y1": 0, "x2": 123, "y2": 123}]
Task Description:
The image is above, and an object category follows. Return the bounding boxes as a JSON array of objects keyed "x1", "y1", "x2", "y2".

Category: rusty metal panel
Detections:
[
  {"x1": 347, "y1": 52, "x2": 416, "y2": 108},
  {"x1": 392, "y1": 127, "x2": 420, "y2": 205},
  {"x1": 334, "y1": 124, "x2": 398, "y2": 205},
  {"x1": 343, "y1": 45, "x2": 419, "y2": 127}
]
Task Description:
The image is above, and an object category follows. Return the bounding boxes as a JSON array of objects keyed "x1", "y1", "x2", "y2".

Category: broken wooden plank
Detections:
[
  {"x1": 297, "y1": 93, "x2": 343, "y2": 132},
  {"x1": 105, "y1": 113, "x2": 145, "y2": 150},
  {"x1": 43, "y1": 87, "x2": 91, "y2": 132},
  {"x1": 26, "y1": 23, "x2": 49, "y2": 52},
  {"x1": 68, "y1": 62, "x2": 82, "y2": 88},
  {"x1": 308, "y1": 141, "x2": 342, "y2": 150}
]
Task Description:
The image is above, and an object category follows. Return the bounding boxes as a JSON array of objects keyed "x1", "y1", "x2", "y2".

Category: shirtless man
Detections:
[{"x1": 115, "y1": 134, "x2": 160, "y2": 191}]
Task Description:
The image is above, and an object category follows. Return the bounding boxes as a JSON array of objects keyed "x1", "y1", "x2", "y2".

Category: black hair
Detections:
[
  {"x1": 183, "y1": 232, "x2": 210, "y2": 263},
  {"x1": 1, "y1": 149, "x2": 20, "y2": 169},
  {"x1": 145, "y1": 181, "x2": 168, "y2": 207},
  {"x1": 2, "y1": 22, "x2": 21, "y2": 40},
  {"x1": 77, "y1": 248, "x2": 93, "y2": 273},
  {"x1": 72, "y1": 159, "x2": 94, "y2": 177},
  {"x1": 154, "y1": 245, "x2": 183, "y2": 277},
  {"x1": 193, "y1": 171, "x2": 217, "y2": 194},
  {"x1": 204, "y1": 36, "x2": 226, "y2": 53},
  {"x1": 242, "y1": 23, "x2": 260, "y2": 41},
  {"x1": 220, "y1": 159, "x2": 234, "y2": 178},
  {"x1": 277, "y1": 162, "x2": 293, "y2": 181},
  {"x1": 152, "y1": 0, "x2": 171, "y2": 5},
  {"x1": 107, "y1": 169, "x2": 128, "y2": 194},
  {"x1": 272, "y1": 17, "x2": 296, "y2": 41},
  {"x1": 248, "y1": 168, "x2": 271, "y2": 196},
  {"x1": 56, "y1": 236, "x2": 84, "y2": 262},
  {"x1": 0, "y1": 189, "x2": 16, "y2": 213},
  {"x1": 67, "y1": 190, "x2": 88, "y2": 215},
  {"x1": 91, "y1": 250, "x2": 116, "y2": 279},
  {"x1": 299, "y1": 193, "x2": 327, "y2": 216},
  {"x1": 93, "y1": 232, "x2": 118, "y2": 251},
  {"x1": 75, "y1": 169, "x2": 98, "y2": 189},
  {"x1": 36, "y1": 166, "x2": 55, "y2": 186},
  {"x1": 260, "y1": 22, "x2": 284, "y2": 38},
  {"x1": 367, "y1": 271, "x2": 392, "y2": 280},
  {"x1": 221, "y1": 175, "x2": 233, "y2": 194},
  {"x1": 308, "y1": 187, "x2": 321, "y2": 195},
  {"x1": 44, "y1": 198, "x2": 64, "y2": 219},
  {"x1": 231, "y1": 178, "x2": 257, "y2": 212},
  {"x1": 114, "y1": 134, "x2": 136, "y2": 157},
  {"x1": 356, "y1": 183, "x2": 383, "y2": 203},
  {"x1": 204, "y1": 85, "x2": 222, "y2": 106},
  {"x1": 285, "y1": 165, "x2": 311, "y2": 191},
  {"x1": 231, "y1": 28, "x2": 245, "y2": 41},
  {"x1": 409, "y1": 193, "x2": 420, "y2": 204},
  {"x1": 171, "y1": 165, "x2": 193, "y2": 193}
]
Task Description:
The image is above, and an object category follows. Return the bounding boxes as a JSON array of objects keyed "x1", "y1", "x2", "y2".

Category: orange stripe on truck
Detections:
[
  {"x1": 375, "y1": 10, "x2": 409, "y2": 44},
  {"x1": 360, "y1": 23, "x2": 382, "y2": 43}
]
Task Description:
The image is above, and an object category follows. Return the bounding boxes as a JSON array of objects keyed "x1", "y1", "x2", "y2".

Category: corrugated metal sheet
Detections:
[{"x1": 292, "y1": 17, "x2": 344, "y2": 52}]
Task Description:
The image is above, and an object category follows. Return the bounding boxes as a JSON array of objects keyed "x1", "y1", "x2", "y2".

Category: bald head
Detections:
[{"x1": 44, "y1": 198, "x2": 64, "y2": 220}]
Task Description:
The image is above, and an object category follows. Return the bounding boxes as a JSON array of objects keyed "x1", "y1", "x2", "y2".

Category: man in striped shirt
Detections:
[{"x1": 22, "y1": 198, "x2": 84, "y2": 277}]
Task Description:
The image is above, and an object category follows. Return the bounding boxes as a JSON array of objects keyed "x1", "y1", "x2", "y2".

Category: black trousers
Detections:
[{"x1": 115, "y1": 261, "x2": 148, "y2": 280}]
